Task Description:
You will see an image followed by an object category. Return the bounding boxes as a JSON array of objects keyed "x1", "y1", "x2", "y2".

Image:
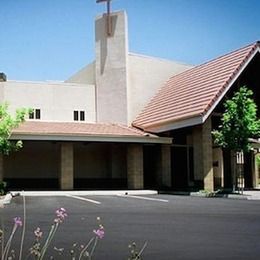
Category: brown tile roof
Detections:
[
  {"x1": 11, "y1": 121, "x2": 172, "y2": 144},
  {"x1": 133, "y1": 41, "x2": 260, "y2": 132},
  {"x1": 13, "y1": 121, "x2": 151, "y2": 137}
]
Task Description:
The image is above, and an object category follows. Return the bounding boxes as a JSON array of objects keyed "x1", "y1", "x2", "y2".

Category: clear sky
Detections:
[{"x1": 0, "y1": 0, "x2": 259, "y2": 81}]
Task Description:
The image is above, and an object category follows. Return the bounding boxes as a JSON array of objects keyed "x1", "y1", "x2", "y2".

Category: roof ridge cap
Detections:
[
  {"x1": 164, "y1": 41, "x2": 259, "y2": 83},
  {"x1": 197, "y1": 41, "x2": 258, "y2": 67}
]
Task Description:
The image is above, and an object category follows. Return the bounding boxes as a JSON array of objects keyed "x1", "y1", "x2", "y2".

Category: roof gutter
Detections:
[
  {"x1": 138, "y1": 115, "x2": 203, "y2": 133},
  {"x1": 10, "y1": 133, "x2": 172, "y2": 144}
]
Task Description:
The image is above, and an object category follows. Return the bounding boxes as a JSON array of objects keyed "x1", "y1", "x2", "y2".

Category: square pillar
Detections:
[
  {"x1": 253, "y1": 153, "x2": 259, "y2": 188},
  {"x1": 60, "y1": 142, "x2": 74, "y2": 190},
  {"x1": 193, "y1": 117, "x2": 214, "y2": 191},
  {"x1": 127, "y1": 144, "x2": 143, "y2": 189}
]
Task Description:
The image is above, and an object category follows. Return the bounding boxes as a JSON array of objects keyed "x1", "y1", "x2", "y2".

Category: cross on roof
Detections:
[{"x1": 96, "y1": 0, "x2": 112, "y2": 36}]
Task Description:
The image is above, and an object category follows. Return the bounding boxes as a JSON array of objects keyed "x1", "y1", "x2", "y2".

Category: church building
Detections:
[{"x1": 0, "y1": 6, "x2": 259, "y2": 191}]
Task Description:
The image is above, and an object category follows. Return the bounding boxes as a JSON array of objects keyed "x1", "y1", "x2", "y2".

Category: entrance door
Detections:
[
  {"x1": 171, "y1": 145, "x2": 194, "y2": 190},
  {"x1": 143, "y1": 145, "x2": 159, "y2": 189}
]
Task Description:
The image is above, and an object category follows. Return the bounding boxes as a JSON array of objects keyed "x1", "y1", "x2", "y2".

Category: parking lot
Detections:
[{"x1": 1, "y1": 194, "x2": 260, "y2": 259}]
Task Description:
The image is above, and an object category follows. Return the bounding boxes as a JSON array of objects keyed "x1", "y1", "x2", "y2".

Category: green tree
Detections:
[
  {"x1": 212, "y1": 86, "x2": 260, "y2": 152},
  {"x1": 212, "y1": 86, "x2": 260, "y2": 191},
  {"x1": 0, "y1": 102, "x2": 29, "y2": 155}
]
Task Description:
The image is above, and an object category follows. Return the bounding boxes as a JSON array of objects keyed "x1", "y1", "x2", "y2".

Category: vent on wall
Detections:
[{"x1": 0, "y1": 73, "x2": 7, "y2": 82}]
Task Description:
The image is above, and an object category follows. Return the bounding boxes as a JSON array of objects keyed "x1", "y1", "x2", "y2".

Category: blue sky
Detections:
[{"x1": 0, "y1": 0, "x2": 259, "y2": 81}]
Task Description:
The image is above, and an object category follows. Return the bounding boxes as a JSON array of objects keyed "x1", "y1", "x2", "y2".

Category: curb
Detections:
[
  {"x1": 11, "y1": 190, "x2": 158, "y2": 197},
  {"x1": 160, "y1": 191, "x2": 253, "y2": 200},
  {"x1": 0, "y1": 193, "x2": 13, "y2": 206},
  {"x1": 190, "y1": 192, "x2": 249, "y2": 200}
]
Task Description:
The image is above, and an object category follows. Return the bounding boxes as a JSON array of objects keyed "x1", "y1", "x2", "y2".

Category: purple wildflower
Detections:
[
  {"x1": 93, "y1": 227, "x2": 105, "y2": 239},
  {"x1": 34, "y1": 227, "x2": 43, "y2": 239},
  {"x1": 13, "y1": 217, "x2": 22, "y2": 227},
  {"x1": 54, "y1": 207, "x2": 68, "y2": 223}
]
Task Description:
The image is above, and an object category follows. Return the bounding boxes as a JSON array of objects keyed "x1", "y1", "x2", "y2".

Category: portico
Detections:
[{"x1": 2, "y1": 121, "x2": 171, "y2": 190}]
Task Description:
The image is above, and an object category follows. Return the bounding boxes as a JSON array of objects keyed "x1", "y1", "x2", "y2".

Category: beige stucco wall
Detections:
[
  {"x1": 65, "y1": 61, "x2": 96, "y2": 85},
  {"x1": 127, "y1": 53, "x2": 193, "y2": 124},
  {"x1": 0, "y1": 81, "x2": 96, "y2": 122}
]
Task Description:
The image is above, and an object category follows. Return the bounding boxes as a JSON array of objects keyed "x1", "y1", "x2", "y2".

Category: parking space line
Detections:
[
  {"x1": 117, "y1": 194, "x2": 168, "y2": 203},
  {"x1": 66, "y1": 195, "x2": 101, "y2": 205}
]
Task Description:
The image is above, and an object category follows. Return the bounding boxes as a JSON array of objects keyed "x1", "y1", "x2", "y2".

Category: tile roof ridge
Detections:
[
  {"x1": 195, "y1": 41, "x2": 258, "y2": 68},
  {"x1": 152, "y1": 41, "x2": 260, "y2": 92},
  {"x1": 177, "y1": 41, "x2": 257, "y2": 77},
  {"x1": 201, "y1": 41, "x2": 260, "y2": 117}
]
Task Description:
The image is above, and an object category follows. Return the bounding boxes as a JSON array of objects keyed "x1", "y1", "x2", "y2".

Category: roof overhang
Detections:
[
  {"x1": 140, "y1": 116, "x2": 203, "y2": 133},
  {"x1": 10, "y1": 133, "x2": 172, "y2": 144},
  {"x1": 10, "y1": 121, "x2": 172, "y2": 144}
]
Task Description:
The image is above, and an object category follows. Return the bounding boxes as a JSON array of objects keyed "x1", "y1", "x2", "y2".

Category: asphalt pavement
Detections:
[{"x1": 1, "y1": 194, "x2": 260, "y2": 259}]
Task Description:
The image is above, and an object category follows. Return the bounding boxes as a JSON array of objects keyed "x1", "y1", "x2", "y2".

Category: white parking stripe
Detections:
[
  {"x1": 117, "y1": 194, "x2": 168, "y2": 203},
  {"x1": 66, "y1": 195, "x2": 101, "y2": 205}
]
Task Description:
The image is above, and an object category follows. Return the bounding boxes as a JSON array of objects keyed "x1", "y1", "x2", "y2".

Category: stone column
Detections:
[
  {"x1": 253, "y1": 153, "x2": 259, "y2": 188},
  {"x1": 127, "y1": 144, "x2": 143, "y2": 189},
  {"x1": 60, "y1": 143, "x2": 74, "y2": 190},
  {"x1": 193, "y1": 117, "x2": 214, "y2": 191}
]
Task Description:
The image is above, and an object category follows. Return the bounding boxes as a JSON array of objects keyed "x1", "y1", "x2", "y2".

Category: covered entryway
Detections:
[
  {"x1": 2, "y1": 121, "x2": 171, "y2": 190},
  {"x1": 4, "y1": 141, "x2": 59, "y2": 190},
  {"x1": 74, "y1": 142, "x2": 127, "y2": 189}
]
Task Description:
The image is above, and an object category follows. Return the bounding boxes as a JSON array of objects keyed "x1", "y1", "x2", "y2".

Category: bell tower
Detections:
[{"x1": 95, "y1": 1, "x2": 129, "y2": 124}]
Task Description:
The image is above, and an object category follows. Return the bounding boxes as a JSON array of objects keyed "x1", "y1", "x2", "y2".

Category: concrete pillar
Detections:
[
  {"x1": 253, "y1": 153, "x2": 259, "y2": 188},
  {"x1": 60, "y1": 143, "x2": 74, "y2": 190},
  {"x1": 161, "y1": 145, "x2": 171, "y2": 188},
  {"x1": 95, "y1": 11, "x2": 129, "y2": 124},
  {"x1": 213, "y1": 148, "x2": 224, "y2": 188},
  {"x1": 0, "y1": 154, "x2": 3, "y2": 182},
  {"x1": 193, "y1": 117, "x2": 214, "y2": 191},
  {"x1": 127, "y1": 144, "x2": 143, "y2": 189}
]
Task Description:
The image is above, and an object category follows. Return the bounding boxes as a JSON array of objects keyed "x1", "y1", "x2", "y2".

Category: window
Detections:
[
  {"x1": 80, "y1": 111, "x2": 85, "y2": 121},
  {"x1": 29, "y1": 109, "x2": 41, "y2": 120},
  {"x1": 74, "y1": 110, "x2": 85, "y2": 121},
  {"x1": 74, "y1": 111, "x2": 79, "y2": 121}
]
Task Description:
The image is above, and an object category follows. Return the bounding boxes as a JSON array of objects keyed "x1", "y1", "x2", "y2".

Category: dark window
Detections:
[
  {"x1": 29, "y1": 110, "x2": 34, "y2": 119},
  {"x1": 29, "y1": 109, "x2": 40, "y2": 120},
  {"x1": 35, "y1": 109, "x2": 41, "y2": 119},
  {"x1": 80, "y1": 111, "x2": 85, "y2": 121},
  {"x1": 74, "y1": 110, "x2": 85, "y2": 121},
  {"x1": 74, "y1": 111, "x2": 79, "y2": 121}
]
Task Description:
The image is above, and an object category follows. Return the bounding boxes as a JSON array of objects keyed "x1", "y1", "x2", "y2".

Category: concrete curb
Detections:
[
  {"x1": 190, "y1": 192, "x2": 248, "y2": 200},
  {"x1": 4, "y1": 190, "x2": 260, "y2": 201},
  {"x1": 11, "y1": 190, "x2": 158, "y2": 197},
  {"x1": 160, "y1": 191, "x2": 255, "y2": 200},
  {"x1": 0, "y1": 193, "x2": 13, "y2": 206}
]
